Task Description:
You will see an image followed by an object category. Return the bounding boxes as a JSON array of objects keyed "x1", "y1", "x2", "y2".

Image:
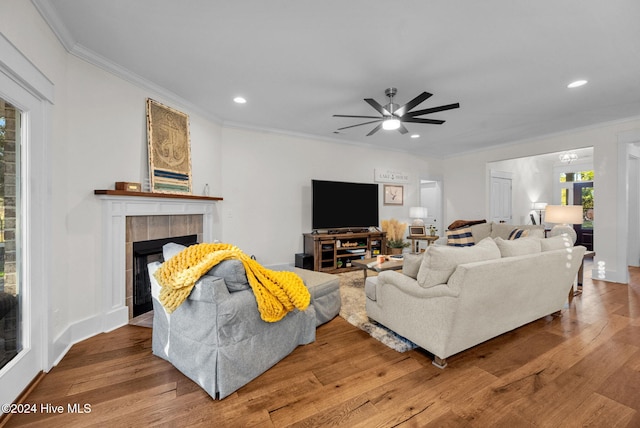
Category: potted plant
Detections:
[{"x1": 381, "y1": 218, "x2": 410, "y2": 254}]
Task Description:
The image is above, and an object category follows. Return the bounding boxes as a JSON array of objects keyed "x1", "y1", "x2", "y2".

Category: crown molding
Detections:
[
  {"x1": 31, "y1": 0, "x2": 221, "y2": 124},
  {"x1": 31, "y1": 0, "x2": 77, "y2": 51}
]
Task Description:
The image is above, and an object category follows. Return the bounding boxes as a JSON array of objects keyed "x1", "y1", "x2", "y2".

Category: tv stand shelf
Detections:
[{"x1": 303, "y1": 231, "x2": 386, "y2": 273}]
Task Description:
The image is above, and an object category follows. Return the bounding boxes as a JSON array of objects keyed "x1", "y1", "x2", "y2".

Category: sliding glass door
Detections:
[{"x1": 0, "y1": 98, "x2": 22, "y2": 372}]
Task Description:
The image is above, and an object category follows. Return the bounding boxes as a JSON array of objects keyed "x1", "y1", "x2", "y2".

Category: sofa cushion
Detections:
[
  {"x1": 494, "y1": 237, "x2": 542, "y2": 257},
  {"x1": 541, "y1": 234, "x2": 574, "y2": 251},
  {"x1": 402, "y1": 253, "x2": 422, "y2": 279},
  {"x1": 446, "y1": 226, "x2": 474, "y2": 247},
  {"x1": 470, "y1": 222, "x2": 493, "y2": 242},
  {"x1": 417, "y1": 237, "x2": 501, "y2": 287}
]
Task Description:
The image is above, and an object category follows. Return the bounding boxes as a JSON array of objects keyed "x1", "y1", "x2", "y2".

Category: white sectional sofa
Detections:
[{"x1": 365, "y1": 234, "x2": 586, "y2": 368}]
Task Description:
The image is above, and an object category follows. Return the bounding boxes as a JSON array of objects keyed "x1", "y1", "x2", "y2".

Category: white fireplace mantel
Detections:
[{"x1": 96, "y1": 192, "x2": 220, "y2": 332}]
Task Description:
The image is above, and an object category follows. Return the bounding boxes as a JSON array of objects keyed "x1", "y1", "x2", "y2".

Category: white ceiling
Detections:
[{"x1": 34, "y1": 0, "x2": 640, "y2": 158}]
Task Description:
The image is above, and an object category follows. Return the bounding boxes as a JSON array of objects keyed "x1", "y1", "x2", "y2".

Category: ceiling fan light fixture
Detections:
[{"x1": 382, "y1": 118, "x2": 401, "y2": 130}]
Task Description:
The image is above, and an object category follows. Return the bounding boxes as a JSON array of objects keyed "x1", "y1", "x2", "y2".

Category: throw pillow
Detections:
[
  {"x1": 161, "y1": 242, "x2": 249, "y2": 292},
  {"x1": 207, "y1": 259, "x2": 250, "y2": 292},
  {"x1": 446, "y1": 226, "x2": 474, "y2": 247},
  {"x1": 417, "y1": 237, "x2": 501, "y2": 288},
  {"x1": 541, "y1": 234, "x2": 573, "y2": 251},
  {"x1": 163, "y1": 242, "x2": 186, "y2": 261},
  {"x1": 494, "y1": 237, "x2": 541, "y2": 257},
  {"x1": 508, "y1": 228, "x2": 529, "y2": 240},
  {"x1": 402, "y1": 253, "x2": 422, "y2": 279}
]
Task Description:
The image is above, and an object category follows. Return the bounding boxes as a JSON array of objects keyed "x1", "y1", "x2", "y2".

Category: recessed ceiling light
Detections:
[
  {"x1": 567, "y1": 80, "x2": 588, "y2": 89},
  {"x1": 410, "y1": 134, "x2": 420, "y2": 139},
  {"x1": 233, "y1": 96, "x2": 247, "y2": 104}
]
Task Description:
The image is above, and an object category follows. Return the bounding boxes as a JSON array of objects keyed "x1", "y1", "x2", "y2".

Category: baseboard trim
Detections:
[{"x1": 51, "y1": 311, "x2": 127, "y2": 367}]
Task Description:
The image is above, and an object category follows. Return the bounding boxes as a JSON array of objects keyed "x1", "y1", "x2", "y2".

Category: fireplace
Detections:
[
  {"x1": 96, "y1": 191, "x2": 219, "y2": 331},
  {"x1": 132, "y1": 234, "x2": 198, "y2": 317}
]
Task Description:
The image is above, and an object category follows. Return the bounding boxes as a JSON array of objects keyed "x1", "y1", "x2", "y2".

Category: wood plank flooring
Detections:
[{"x1": 3, "y1": 263, "x2": 640, "y2": 427}]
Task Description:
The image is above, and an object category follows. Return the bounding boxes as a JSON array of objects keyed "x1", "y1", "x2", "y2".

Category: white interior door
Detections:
[
  {"x1": 490, "y1": 174, "x2": 512, "y2": 224},
  {"x1": 419, "y1": 180, "x2": 442, "y2": 235}
]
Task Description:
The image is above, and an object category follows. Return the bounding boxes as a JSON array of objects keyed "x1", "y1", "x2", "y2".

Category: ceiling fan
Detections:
[{"x1": 333, "y1": 88, "x2": 460, "y2": 136}]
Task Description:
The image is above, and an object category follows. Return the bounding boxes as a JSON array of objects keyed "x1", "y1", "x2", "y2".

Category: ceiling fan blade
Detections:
[
  {"x1": 366, "y1": 123, "x2": 383, "y2": 136},
  {"x1": 364, "y1": 98, "x2": 391, "y2": 116},
  {"x1": 337, "y1": 119, "x2": 382, "y2": 131},
  {"x1": 402, "y1": 117, "x2": 445, "y2": 125},
  {"x1": 333, "y1": 114, "x2": 383, "y2": 119},
  {"x1": 398, "y1": 123, "x2": 409, "y2": 134},
  {"x1": 394, "y1": 92, "x2": 432, "y2": 117},
  {"x1": 405, "y1": 103, "x2": 460, "y2": 117}
]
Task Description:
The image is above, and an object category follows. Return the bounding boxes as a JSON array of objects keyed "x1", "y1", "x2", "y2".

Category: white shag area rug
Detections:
[{"x1": 338, "y1": 270, "x2": 417, "y2": 353}]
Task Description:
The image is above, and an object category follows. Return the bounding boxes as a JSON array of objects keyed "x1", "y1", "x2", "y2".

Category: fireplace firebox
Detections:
[{"x1": 132, "y1": 234, "x2": 198, "y2": 317}]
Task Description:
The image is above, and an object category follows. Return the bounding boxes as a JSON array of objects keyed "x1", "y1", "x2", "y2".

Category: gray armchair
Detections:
[{"x1": 148, "y1": 259, "x2": 317, "y2": 399}]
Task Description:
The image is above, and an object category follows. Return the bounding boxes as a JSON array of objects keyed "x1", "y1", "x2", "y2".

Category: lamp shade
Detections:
[
  {"x1": 544, "y1": 205, "x2": 583, "y2": 224},
  {"x1": 409, "y1": 207, "x2": 428, "y2": 219}
]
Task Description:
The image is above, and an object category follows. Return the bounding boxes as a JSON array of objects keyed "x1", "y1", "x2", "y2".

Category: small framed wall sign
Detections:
[
  {"x1": 409, "y1": 226, "x2": 426, "y2": 237},
  {"x1": 384, "y1": 184, "x2": 403, "y2": 205}
]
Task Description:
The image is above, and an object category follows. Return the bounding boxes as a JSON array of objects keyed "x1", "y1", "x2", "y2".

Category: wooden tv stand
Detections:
[{"x1": 303, "y1": 231, "x2": 386, "y2": 273}]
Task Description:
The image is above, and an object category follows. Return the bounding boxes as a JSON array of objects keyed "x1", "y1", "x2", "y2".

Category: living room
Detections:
[{"x1": 1, "y1": 1, "x2": 640, "y2": 425}]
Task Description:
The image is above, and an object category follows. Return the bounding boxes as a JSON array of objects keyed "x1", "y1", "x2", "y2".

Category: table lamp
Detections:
[
  {"x1": 409, "y1": 207, "x2": 428, "y2": 226},
  {"x1": 532, "y1": 202, "x2": 547, "y2": 224},
  {"x1": 544, "y1": 205, "x2": 583, "y2": 244}
]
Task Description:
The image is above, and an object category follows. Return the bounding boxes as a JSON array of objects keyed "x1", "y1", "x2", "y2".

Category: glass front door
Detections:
[{"x1": 573, "y1": 181, "x2": 594, "y2": 250}]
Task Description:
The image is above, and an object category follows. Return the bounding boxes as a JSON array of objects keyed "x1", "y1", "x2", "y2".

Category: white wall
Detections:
[
  {"x1": 1, "y1": 1, "x2": 224, "y2": 357},
  {"x1": 220, "y1": 127, "x2": 441, "y2": 265},
  {"x1": 443, "y1": 120, "x2": 640, "y2": 282}
]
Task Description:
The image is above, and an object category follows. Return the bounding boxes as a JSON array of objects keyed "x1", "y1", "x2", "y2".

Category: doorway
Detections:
[
  {"x1": 573, "y1": 182, "x2": 594, "y2": 250},
  {"x1": 419, "y1": 179, "x2": 442, "y2": 237}
]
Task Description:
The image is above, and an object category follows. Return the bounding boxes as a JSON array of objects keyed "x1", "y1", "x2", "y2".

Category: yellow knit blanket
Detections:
[{"x1": 154, "y1": 243, "x2": 311, "y2": 322}]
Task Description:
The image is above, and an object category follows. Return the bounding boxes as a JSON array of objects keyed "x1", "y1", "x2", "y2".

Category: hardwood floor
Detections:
[{"x1": 4, "y1": 264, "x2": 640, "y2": 427}]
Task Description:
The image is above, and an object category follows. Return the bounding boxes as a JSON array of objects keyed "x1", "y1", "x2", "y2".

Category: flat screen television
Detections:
[{"x1": 312, "y1": 179, "x2": 379, "y2": 230}]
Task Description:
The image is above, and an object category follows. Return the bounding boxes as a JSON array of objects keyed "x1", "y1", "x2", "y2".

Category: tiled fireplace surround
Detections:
[
  {"x1": 97, "y1": 194, "x2": 217, "y2": 331},
  {"x1": 126, "y1": 215, "x2": 203, "y2": 319}
]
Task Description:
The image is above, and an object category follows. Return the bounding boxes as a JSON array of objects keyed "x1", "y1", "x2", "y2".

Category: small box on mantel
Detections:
[{"x1": 115, "y1": 181, "x2": 141, "y2": 192}]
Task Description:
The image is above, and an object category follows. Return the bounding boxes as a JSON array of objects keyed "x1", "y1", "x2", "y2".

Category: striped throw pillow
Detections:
[
  {"x1": 446, "y1": 226, "x2": 474, "y2": 247},
  {"x1": 508, "y1": 228, "x2": 529, "y2": 240}
]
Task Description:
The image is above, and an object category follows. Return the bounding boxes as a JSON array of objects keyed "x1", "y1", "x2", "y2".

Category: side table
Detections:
[{"x1": 407, "y1": 235, "x2": 439, "y2": 253}]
